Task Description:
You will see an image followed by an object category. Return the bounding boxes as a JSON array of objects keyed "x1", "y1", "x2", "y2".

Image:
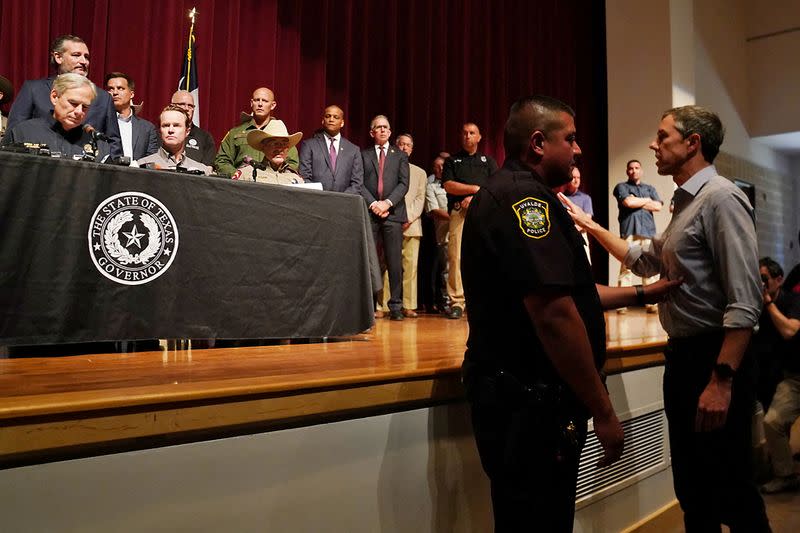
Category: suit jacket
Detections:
[
  {"x1": 8, "y1": 77, "x2": 122, "y2": 157},
  {"x1": 403, "y1": 163, "x2": 428, "y2": 237},
  {"x1": 299, "y1": 133, "x2": 363, "y2": 195},
  {"x1": 360, "y1": 145, "x2": 409, "y2": 223},
  {"x1": 130, "y1": 114, "x2": 160, "y2": 161}
]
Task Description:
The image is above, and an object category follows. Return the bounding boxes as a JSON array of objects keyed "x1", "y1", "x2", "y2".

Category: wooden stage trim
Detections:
[{"x1": 0, "y1": 311, "x2": 666, "y2": 464}]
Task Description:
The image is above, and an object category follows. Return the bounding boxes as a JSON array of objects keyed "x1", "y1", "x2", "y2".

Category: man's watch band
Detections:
[{"x1": 713, "y1": 362, "x2": 736, "y2": 380}]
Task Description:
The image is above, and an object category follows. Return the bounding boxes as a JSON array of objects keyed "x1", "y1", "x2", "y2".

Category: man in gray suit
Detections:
[
  {"x1": 298, "y1": 105, "x2": 363, "y2": 194},
  {"x1": 105, "y1": 72, "x2": 158, "y2": 162},
  {"x1": 361, "y1": 115, "x2": 409, "y2": 320}
]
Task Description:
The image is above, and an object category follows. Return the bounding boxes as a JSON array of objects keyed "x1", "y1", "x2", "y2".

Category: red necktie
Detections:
[
  {"x1": 329, "y1": 137, "x2": 337, "y2": 172},
  {"x1": 377, "y1": 146, "x2": 386, "y2": 199}
]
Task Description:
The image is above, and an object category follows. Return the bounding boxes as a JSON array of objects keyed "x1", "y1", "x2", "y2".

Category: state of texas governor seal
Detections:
[{"x1": 88, "y1": 192, "x2": 179, "y2": 285}]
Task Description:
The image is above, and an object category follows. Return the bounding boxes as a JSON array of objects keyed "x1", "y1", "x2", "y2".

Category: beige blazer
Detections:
[{"x1": 403, "y1": 163, "x2": 428, "y2": 237}]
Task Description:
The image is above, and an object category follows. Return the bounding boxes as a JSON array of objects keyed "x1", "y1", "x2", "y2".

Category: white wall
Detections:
[
  {"x1": 605, "y1": 0, "x2": 675, "y2": 285},
  {"x1": 606, "y1": 0, "x2": 800, "y2": 279}
]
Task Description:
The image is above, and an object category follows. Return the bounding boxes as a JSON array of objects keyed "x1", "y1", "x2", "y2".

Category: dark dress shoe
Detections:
[
  {"x1": 389, "y1": 310, "x2": 405, "y2": 321},
  {"x1": 447, "y1": 306, "x2": 463, "y2": 319}
]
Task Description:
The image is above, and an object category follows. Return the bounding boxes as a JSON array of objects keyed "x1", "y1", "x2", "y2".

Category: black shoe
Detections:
[
  {"x1": 389, "y1": 310, "x2": 404, "y2": 321},
  {"x1": 447, "y1": 306, "x2": 463, "y2": 319}
]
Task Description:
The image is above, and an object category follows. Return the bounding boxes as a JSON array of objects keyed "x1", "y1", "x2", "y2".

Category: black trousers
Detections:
[
  {"x1": 430, "y1": 242, "x2": 449, "y2": 310},
  {"x1": 370, "y1": 217, "x2": 403, "y2": 312},
  {"x1": 664, "y1": 333, "x2": 771, "y2": 533},
  {"x1": 466, "y1": 371, "x2": 587, "y2": 533}
]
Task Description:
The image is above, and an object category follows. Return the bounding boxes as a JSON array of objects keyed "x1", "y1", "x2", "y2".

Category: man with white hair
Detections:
[
  {"x1": 1, "y1": 72, "x2": 109, "y2": 160},
  {"x1": 8, "y1": 34, "x2": 121, "y2": 156}
]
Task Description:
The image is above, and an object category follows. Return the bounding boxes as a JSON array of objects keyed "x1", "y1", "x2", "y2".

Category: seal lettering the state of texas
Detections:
[
  {"x1": 512, "y1": 196, "x2": 550, "y2": 239},
  {"x1": 88, "y1": 192, "x2": 179, "y2": 285}
]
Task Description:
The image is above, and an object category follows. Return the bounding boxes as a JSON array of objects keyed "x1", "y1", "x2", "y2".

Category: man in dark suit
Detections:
[
  {"x1": 105, "y1": 72, "x2": 158, "y2": 162},
  {"x1": 170, "y1": 90, "x2": 216, "y2": 166},
  {"x1": 8, "y1": 34, "x2": 122, "y2": 157},
  {"x1": 298, "y1": 105, "x2": 363, "y2": 194},
  {"x1": 361, "y1": 115, "x2": 409, "y2": 320}
]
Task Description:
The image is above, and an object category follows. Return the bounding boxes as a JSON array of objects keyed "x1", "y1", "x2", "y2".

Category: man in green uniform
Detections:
[{"x1": 214, "y1": 87, "x2": 298, "y2": 176}]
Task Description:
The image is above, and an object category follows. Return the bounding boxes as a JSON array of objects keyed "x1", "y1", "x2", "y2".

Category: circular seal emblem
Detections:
[
  {"x1": 88, "y1": 192, "x2": 179, "y2": 285},
  {"x1": 188, "y1": 138, "x2": 198, "y2": 147}
]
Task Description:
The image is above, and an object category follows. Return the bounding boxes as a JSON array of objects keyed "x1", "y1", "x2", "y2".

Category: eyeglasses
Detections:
[
  {"x1": 172, "y1": 102, "x2": 195, "y2": 109},
  {"x1": 761, "y1": 275, "x2": 770, "y2": 283}
]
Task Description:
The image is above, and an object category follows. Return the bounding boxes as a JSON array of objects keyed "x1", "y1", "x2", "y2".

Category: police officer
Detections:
[
  {"x1": 462, "y1": 95, "x2": 678, "y2": 531},
  {"x1": 442, "y1": 122, "x2": 498, "y2": 319}
]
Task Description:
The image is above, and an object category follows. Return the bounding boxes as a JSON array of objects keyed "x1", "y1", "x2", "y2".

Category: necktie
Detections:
[
  {"x1": 329, "y1": 137, "x2": 337, "y2": 172},
  {"x1": 377, "y1": 146, "x2": 386, "y2": 199}
]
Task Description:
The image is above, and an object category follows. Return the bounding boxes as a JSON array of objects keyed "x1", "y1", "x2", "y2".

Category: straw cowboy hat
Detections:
[
  {"x1": 0, "y1": 75, "x2": 14, "y2": 105},
  {"x1": 246, "y1": 119, "x2": 302, "y2": 151}
]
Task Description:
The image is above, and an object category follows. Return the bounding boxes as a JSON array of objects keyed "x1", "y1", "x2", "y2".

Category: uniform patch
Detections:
[
  {"x1": 512, "y1": 197, "x2": 550, "y2": 239},
  {"x1": 88, "y1": 192, "x2": 179, "y2": 285}
]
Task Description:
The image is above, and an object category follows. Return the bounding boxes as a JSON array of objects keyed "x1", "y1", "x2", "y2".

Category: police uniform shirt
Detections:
[
  {"x1": 184, "y1": 126, "x2": 216, "y2": 166},
  {"x1": 441, "y1": 149, "x2": 498, "y2": 210},
  {"x1": 462, "y1": 158, "x2": 605, "y2": 384},
  {"x1": 0, "y1": 116, "x2": 110, "y2": 160}
]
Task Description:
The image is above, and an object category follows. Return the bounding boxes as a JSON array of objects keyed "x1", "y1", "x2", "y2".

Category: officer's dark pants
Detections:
[
  {"x1": 467, "y1": 373, "x2": 587, "y2": 532},
  {"x1": 664, "y1": 332, "x2": 771, "y2": 533}
]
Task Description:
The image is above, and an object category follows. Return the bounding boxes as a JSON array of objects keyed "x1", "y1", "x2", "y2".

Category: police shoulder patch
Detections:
[{"x1": 512, "y1": 196, "x2": 550, "y2": 239}]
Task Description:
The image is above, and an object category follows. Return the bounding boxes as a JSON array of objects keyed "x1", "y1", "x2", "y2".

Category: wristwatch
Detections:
[{"x1": 713, "y1": 362, "x2": 736, "y2": 380}]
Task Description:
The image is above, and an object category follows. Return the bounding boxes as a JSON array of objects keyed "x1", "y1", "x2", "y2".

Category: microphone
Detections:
[
  {"x1": 242, "y1": 155, "x2": 268, "y2": 171},
  {"x1": 83, "y1": 124, "x2": 110, "y2": 142}
]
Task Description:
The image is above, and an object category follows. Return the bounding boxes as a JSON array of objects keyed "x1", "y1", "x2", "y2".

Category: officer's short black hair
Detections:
[
  {"x1": 759, "y1": 257, "x2": 783, "y2": 279},
  {"x1": 504, "y1": 95, "x2": 575, "y2": 159}
]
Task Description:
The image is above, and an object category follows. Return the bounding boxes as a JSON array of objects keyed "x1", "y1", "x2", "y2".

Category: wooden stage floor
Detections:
[{"x1": 0, "y1": 309, "x2": 667, "y2": 465}]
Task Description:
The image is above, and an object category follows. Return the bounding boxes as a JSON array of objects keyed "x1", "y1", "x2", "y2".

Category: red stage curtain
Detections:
[{"x1": 0, "y1": 0, "x2": 609, "y2": 278}]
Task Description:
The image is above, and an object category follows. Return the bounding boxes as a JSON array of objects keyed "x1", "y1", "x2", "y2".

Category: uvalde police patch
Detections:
[
  {"x1": 88, "y1": 192, "x2": 179, "y2": 285},
  {"x1": 513, "y1": 197, "x2": 550, "y2": 239}
]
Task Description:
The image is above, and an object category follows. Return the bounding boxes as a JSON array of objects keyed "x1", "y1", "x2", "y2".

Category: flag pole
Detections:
[{"x1": 184, "y1": 8, "x2": 197, "y2": 91}]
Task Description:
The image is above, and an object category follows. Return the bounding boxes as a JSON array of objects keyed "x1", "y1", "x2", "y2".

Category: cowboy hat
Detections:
[
  {"x1": 0, "y1": 75, "x2": 13, "y2": 105},
  {"x1": 246, "y1": 119, "x2": 302, "y2": 151}
]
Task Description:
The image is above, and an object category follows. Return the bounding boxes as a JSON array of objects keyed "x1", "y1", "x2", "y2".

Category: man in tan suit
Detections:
[{"x1": 379, "y1": 133, "x2": 427, "y2": 317}]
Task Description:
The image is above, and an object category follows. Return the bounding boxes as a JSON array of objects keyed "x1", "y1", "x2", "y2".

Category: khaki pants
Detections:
[
  {"x1": 447, "y1": 208, "x2": 466, "y2": 309},
  {"x1": 380, "y1": 236, "x2": 421, "y2": 311}
]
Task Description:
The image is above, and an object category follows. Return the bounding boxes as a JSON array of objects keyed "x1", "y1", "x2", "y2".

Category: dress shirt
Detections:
[
  {"x1": 327, "y1": 133, "x2": 340, "y2": 154},
  {"x1": 623, "y1": 165, "x2": 761, "y2": 337},
  {"x1": 564, "y1": 189, "x2": 594, "y2": 217},
  {"x1": 117, "y1": 111, "x2": 134, "y2": 158},
  {"x1": 137, "y1": 147, "x2": 211, "y2": 175},
  {"x1": 372, "y1": 143, "x2": 392, "y2": 207}
]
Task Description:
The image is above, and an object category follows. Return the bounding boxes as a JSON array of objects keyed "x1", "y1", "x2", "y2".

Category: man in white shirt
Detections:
[{"x1": 105, "y1": 72, "x2": 158, "y2": 162}]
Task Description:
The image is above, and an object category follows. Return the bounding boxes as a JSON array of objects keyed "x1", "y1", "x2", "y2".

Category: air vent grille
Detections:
[{"x1": 576, "y1": 409, "x2": 668, "y2": 502}]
